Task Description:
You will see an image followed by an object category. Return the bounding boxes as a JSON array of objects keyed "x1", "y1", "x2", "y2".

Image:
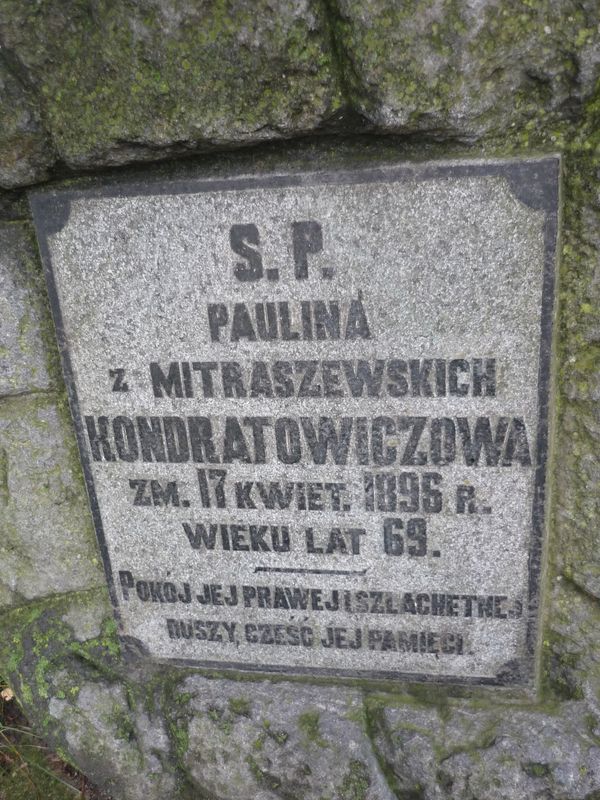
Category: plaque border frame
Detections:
[{"x1": 30, "y1": 156, "x2": 560, "y2": 687}]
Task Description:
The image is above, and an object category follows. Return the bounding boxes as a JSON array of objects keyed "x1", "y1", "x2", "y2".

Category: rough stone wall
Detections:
[{"x1": 0, "y1": 2, "x2": 599, "y2": 799}]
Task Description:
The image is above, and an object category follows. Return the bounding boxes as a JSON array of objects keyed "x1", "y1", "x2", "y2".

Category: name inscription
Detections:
[{"x1": 32, "y1": 158, "x2": 559, "y2": 684}]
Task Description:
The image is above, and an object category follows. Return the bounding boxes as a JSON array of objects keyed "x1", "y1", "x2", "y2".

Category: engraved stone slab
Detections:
[{"x1": 31, "y1": 158, "x2": 559, "y2": 685}]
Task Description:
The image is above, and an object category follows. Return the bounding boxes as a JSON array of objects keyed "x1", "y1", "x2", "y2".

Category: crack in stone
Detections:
[
  {"x1": 560, "y1": 572, "x2": 600, "y2": 607},
  {"x1": 0, "y1": 387, "x2": 56, "y2": 404},
  {"x1": 320, "y1": 0, "x2": 367, "y2": 121},
  {"x1": 2, "y1": 585, "x2": 109, "y2": 618},
  {"x1": 361, "y1": 690, "x2": 404, "y2": 800},
  {"x1": 0, "y1": 446, "x2": 8, "y2": 506}
]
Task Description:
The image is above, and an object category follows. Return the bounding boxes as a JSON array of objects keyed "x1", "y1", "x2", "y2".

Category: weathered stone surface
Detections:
[
  {"x1": 3, "y1": 588, "x2": 600, "y2": 800},
  {"x1": 0, "y1": 1, "x2": 598, "y2": 798},
  {"x1": 374, "y1": 697, "x2": 600, "y2": 800},
  {"x1": 0, "y1": 591, "x2": 180, "y2": 800},
  {"x1": 0, "y1": 395, "x2": 105, "y2": 607},
  {"x1": 542, "y1": 143, "x2": 600, "y2": 711},
  {"x1": 1, "y1": 1, "x2": 599, "y2": 187},
  {"x1": 0, "y1": 60, "x2": 54, "y2": 188},
  {"x1": 553, "y1": 194, "x2": 600, "y2": 601},
  {"x1": 50, "y1": 684, "x2": 177, "y2": 799},
  {"x1": 3, "y1": 592, "x2": 395, "y2": 800},
  {"x1": 0, "y1": 0, "x2": 342, "y2": 181},
  {"x1": 544, "y1": 577, "x2": 600, "y2": 704},
  {"x1": 0, "y1": 221, "x2": 55, "y2": 395},
  {"x1": 180, "y1": 677, "x2": 395, "y2": 800},
  {"x1": 332, "y1": 0, "x2": 600, "y2": 139}
]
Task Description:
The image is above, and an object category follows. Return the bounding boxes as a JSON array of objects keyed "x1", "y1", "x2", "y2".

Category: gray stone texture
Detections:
[
  {"x1": 0, "y1": 395, "x2": 105, "y2": 607},
  {"x1": 181, "y1": 678, "x2": 396, "y2": 800},
  {"x1": 0, "y1": 219, "x2": 104, "y2": 606},
  {"x1": 375, "y1": 699, "x2": 600, "y2": 800},
  {"x1": 0, "y1": 222, "x2": 54, "y2": 394},
  {"x1": 333, "y1": 0, "x2": 600, "y2": 138},
  {"x1": 0, "y1": 61, "x2": 54, "y2": 189},
  {"x1": 0, "y1": 1, "x2": 598, "y2": 799},
  {"x1": 0, "y1": 0, "x2": 342, "y2": 181},
  {"x1": 49, "y1": 684, "x2": 177, "y2": 799},
  {"x1": 554, "y1": 201, "x2": 600, "y2": 604},
  {"x1": 0, "y1": 1, "x2": 598, "y2": 186},
  {"x1": 2, "y1": 589, "x2": 600, "y2": 800}
]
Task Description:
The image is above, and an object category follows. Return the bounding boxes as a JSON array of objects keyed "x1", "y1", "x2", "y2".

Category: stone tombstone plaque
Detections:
[{"x1": 31, "y1": 157, "x2": 559, "y2": 686}]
